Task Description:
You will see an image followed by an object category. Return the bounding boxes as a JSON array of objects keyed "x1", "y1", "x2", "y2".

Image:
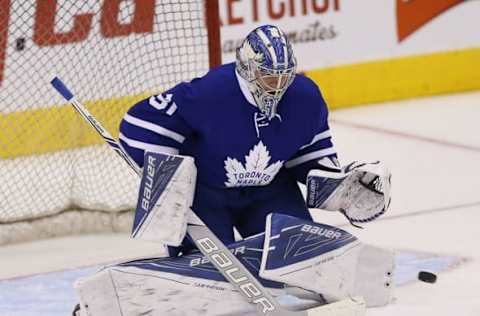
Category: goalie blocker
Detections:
[{"x1": 131, "y1": 151, "x2": 196, "y2": 247}]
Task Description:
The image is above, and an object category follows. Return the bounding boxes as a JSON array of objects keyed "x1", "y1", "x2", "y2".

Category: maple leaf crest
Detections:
[{"x1": 224, "y1": 141, "x2": 284, "y2": 187}]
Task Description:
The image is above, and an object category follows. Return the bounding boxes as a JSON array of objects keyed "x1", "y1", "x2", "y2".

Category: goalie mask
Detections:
[{"x1": 236, "y1": 25, "x2": 297, "y2": 120}]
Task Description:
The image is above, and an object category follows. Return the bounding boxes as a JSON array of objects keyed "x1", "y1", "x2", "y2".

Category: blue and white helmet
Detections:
[{"x1": 236, "y1": 25, "x2": 297, "y2": 120}]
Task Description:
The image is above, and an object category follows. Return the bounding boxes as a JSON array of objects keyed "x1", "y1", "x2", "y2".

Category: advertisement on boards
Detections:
[{"x1": 218, "y1": 0, "x2": 480, "y2": 70}]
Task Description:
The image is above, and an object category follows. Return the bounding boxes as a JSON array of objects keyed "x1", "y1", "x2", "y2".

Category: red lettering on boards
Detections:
[
  {"x1": 0, "y1": 0, "x2": 11, "y2": 86},
  {"x1": 0, "y1": 0, "x2": 155, "y2": 87},
  {"x1": 222, "y1": 0, "x2": 341, "y2": 26}
]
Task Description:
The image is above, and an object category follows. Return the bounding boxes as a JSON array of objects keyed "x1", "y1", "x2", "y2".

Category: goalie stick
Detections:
[{"x1": 51, "y1": 77, "x2": 366, "y2": 316}]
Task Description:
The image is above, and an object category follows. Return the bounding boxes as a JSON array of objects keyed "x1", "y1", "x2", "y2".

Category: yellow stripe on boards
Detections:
[
  {"x1": 0, "y1": 94, "x2": 147, "y2": 158},
  {"x1": 2, "y1": 47, "x2": 480, "y2": 159},
  {"x1": 305, "y1": 47, "x2": 480, "y2": 109}
]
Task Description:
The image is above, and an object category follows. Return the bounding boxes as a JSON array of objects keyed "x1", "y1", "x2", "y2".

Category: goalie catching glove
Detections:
[{"x1": 306, "y1": 160, "x2": 391, "y2": 224}]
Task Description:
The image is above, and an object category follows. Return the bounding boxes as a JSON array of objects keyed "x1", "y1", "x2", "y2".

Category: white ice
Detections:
[{"x1": 1, "y1": 91, "x2": 479, "y2": 315}]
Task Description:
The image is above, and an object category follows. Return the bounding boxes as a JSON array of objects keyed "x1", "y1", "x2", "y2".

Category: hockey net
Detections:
[{"x1": 0, "y1": 0, "x2": 220, "y2": 245}]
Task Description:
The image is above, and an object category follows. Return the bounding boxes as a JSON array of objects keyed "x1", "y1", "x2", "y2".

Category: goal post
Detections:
[{"x1": 0, "y1": 0, "x2": 221, "y2": 245}]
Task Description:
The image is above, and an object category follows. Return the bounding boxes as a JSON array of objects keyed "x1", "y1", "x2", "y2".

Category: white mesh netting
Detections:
[{"x1": 0, "y1": 1, "x2": 211, "y2": 244}]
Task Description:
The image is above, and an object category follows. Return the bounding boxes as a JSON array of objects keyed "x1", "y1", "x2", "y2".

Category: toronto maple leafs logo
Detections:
[{"x1": 224, "y1": 141, "x2": 284, "y2": 187}]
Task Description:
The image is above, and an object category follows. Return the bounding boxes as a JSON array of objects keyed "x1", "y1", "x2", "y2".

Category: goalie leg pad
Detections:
[
  {"x1": 353, "y1": 244, "x2": 395, "y2": 307},
  {"x1": 74, "y1": 235, "x2": 323, "y2": 316},
  {"x1": 75, "y1": 265, "x2": 257, "y2": 316},
  {"x1": 259, "y1": 213, "x2": 395, "y2": 307},
  {"x1": 259, "y1": 213, "x2": 362, "y2": 303}
]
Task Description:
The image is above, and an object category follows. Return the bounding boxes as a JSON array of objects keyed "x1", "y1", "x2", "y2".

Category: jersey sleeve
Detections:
[
  {"x1": 284, "y1": 88, "x2": 338, "y2": 184},
  {"x1": 119, "y1": 88, "x2": 194, "y2": 168}
]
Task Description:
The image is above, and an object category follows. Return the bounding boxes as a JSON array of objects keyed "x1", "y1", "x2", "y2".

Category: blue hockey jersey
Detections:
[{"x1": 119, "y1": 62, "x2": 336, "y2": 189}]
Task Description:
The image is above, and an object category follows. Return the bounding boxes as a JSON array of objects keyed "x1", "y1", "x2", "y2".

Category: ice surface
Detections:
[
  {"x1": 0, "y1": 251, "x2": 463, "y2": 316},
  {"x1": 1, "y1": 91, "x2": 479, "y2": 315}
]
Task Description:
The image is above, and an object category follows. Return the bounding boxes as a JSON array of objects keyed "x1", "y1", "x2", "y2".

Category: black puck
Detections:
[{"x1": 418, "y1": 271, "x2": 437, "y2": 283}]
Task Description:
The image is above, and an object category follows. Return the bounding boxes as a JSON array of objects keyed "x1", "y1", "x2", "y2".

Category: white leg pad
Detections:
[
  {"x1": 353, "y1": 244, "x2": 395, "y2": 307},
  {"x1": 75, "y1": 266, "x2": 257, "y2": 316}
]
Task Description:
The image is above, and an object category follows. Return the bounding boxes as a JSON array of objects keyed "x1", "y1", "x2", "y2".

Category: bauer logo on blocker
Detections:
[{"x1": 141, "y1": 155, "x2": 157, "y2": 212}]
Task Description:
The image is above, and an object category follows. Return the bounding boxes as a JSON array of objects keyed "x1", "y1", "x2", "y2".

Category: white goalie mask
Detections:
[{"x1": 236, "y1": 25, "x2": 297, "y2": 120}]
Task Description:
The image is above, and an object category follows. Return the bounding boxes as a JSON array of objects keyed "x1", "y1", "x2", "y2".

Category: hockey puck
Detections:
[{"x1": 418, "y1": 271, "x2": 437, "y2": 283}]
